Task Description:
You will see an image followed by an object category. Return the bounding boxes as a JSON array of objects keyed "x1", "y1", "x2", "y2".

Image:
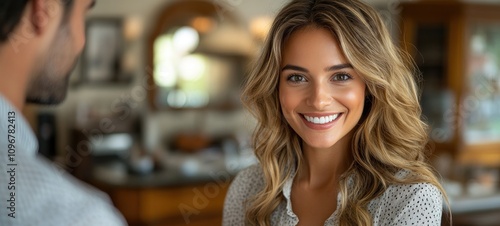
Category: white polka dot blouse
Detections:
[{"x1": 223, "y1": 165, "x2": 443, "y2": 226}]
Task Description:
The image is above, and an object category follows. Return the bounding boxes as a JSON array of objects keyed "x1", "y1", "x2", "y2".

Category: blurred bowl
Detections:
[{"x1": 174, "y1": 133, "x2": 212, "y2": 153}]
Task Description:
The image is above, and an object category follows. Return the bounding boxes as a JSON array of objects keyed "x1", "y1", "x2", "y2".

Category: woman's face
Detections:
[{"x1": 279, "y1": 26, "x2": 366, "y2": 150}]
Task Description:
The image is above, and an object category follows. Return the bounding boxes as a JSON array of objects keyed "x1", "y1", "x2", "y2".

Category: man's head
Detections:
[{"x1": 0, "y1": 0, "x2": 95, "y2": 105}]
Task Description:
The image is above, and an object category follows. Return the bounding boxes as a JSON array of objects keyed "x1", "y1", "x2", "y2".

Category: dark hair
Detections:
[{"x1": 0, "y1": 0, "x2": 74, "y2": 43}]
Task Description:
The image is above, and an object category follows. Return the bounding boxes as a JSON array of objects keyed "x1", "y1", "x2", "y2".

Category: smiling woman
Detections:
[{"x1": 223, "y1": 0, "x2": 448, "y2": 226}]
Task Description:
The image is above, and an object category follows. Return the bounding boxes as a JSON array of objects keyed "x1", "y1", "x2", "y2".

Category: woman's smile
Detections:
[{"x1": 300, "y1": 113, "x2": 343, "y2": 129}]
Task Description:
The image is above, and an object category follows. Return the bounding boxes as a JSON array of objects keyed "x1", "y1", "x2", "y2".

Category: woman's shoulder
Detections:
[
  {"x1": 229, "y1": 164, "x2": 265, "y2": 196},
  {"x1": 393, "y1": 170, "x2": 443, "y2": 198},
  {"x1": 223, "y1": 164, "x2": 265, "y2": 226},
  {"x1": 368, "y1": 172, "x2": 444, "y2": 225},
  {"x1": 384, "y1": 182, "x2": 442, "y2": 203},
  {"x1": 382, "y1": 170, "x2": 443, "y2": 206}
]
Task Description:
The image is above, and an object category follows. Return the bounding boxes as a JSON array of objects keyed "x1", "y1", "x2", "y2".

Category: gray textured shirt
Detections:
[
  {"x1": 0, "y1": 95, "x2": 126, "y2": 226},
  {"x1": 223, "y1": 165, "x2": 443, "y2": 226}
]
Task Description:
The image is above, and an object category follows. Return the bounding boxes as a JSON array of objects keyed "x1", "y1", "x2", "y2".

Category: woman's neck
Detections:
[{"x1": 296, "y1": 132, "x2": 354, "y2": 190}]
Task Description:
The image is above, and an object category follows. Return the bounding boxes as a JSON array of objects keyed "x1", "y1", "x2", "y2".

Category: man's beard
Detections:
[
  {"x1": 26, "y1": 23, "x2": 79, "y2": 105},
  {"x1": 26, "y1": 69, "x2": 73, "y2": 105}
]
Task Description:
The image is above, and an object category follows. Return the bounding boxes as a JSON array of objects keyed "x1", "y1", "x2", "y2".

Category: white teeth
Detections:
[{"x1": 304, "y1": 114, "x2": 340, "y2": 125}]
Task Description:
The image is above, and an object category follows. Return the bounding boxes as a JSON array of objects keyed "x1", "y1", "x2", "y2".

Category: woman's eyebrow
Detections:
[
  {"x1": 281, "y1": 64, "x2": 308, "y2": 72},
  {"x1": 325, "y1": 63, "x2": 353, "y2": 71},
  {"x1": 281, "y1": 63, "x2": 353, "y2": 72}
]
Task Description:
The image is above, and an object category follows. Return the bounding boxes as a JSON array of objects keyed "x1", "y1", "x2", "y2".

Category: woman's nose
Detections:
[{"x1": 306, "y1": 83, "x2": 333, "y2": 110}]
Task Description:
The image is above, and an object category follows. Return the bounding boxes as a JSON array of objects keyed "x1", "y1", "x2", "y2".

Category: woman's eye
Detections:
[
  {"x1": 287, "y1": 74, "x2": 307, "y2": 83},
  {"x1": 332, "y1": 73, "x2": 352, "y2": 81}
]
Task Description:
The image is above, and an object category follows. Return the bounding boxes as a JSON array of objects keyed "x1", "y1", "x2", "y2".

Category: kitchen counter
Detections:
[
  {"x1": 451, "y1": 194, "x2": 500, "y2": 214},
  {"x1": 90, "y1": 159, "x2": 236, "y2": 188}
]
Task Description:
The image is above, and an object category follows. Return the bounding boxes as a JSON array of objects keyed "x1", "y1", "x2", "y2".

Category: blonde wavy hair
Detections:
[{"x1": 241, "y1": 0, "x2": 448, "y2": 225}]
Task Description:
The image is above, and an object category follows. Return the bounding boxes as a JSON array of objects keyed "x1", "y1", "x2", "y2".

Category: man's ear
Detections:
[{"x1": 31, "y1": 0, "x2": 51, "y2": 35}]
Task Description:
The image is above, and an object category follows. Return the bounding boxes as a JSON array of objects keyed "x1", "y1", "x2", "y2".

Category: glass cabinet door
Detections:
[
  {"x1": 463, "y1": 24, "x2": 500, "y2": 144},
  {"x1": 416, "y1": 25, "x2": 455, "y2": 143}
]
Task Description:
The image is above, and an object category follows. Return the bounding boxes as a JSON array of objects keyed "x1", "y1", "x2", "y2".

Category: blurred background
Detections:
[{"x1": 22, "y1": 0, "x2": 500, "y2": 225}]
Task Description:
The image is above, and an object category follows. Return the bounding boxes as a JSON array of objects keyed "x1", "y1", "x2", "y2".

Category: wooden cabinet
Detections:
[
  {"x1": 400, "y1": 1, "x2": 500, "y2": 164},
  {"x1": 96, "y1": 181, "x2": 230, "y2": 226}
]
